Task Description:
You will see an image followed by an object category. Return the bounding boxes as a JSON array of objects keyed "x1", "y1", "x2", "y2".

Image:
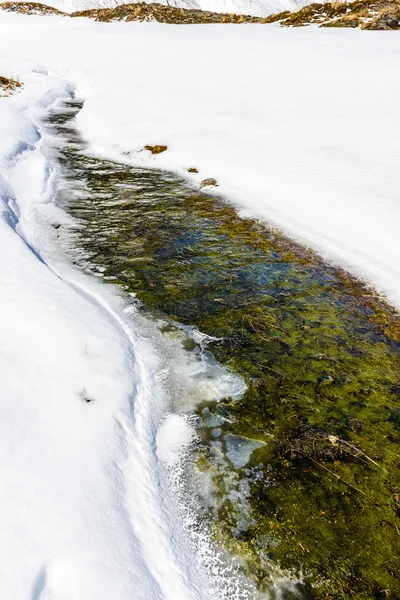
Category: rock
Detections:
[
  {"x1": 369, "y1": 13, "x2": 399, "y2": 30},
  {"x1": 187, "y1": 167, "x2": 199, "y2": 173},
  {"x1": 200, "y1": 178, "x2": 218, "y2": 188},
  {"x1": 145, "y1": 144, "x2": 167, "y2": 154}
]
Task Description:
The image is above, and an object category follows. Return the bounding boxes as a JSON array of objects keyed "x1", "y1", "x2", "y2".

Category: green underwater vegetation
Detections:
[{"x1": 49, "y1": 104, "x2": 400, "y2": 599}]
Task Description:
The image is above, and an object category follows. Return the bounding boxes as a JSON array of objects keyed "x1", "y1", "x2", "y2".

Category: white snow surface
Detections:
[{"x1": 0, "y1": 12, "x2": 400, "y2": 600}]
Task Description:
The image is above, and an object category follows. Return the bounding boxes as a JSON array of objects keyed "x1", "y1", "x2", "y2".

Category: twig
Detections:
[
  {"x1": 340, "y1": 439, "x2": 386, "y2": 472},
  {"x1": 309, "y1": 457, "x2": 365, "y2": 496},
  {"x1": 257, "y1": 362, "x2": 287, "y2": 380},
  {"x1": 243, "y1": 315, "x2": 288, "y2": 336}
]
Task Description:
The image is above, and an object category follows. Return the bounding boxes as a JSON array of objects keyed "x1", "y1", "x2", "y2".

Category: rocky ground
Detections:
[
  {"x1": 264, "y1": 0, "x2": 400, "y2": 29},
  {"x1": 71, "y1": 2, "x2": 264, "y2": 22},
  {"x1": 0, "y1": 1, "x2": 64, "y2": 13},
  {"x1": 2, "y1": 0, "x2": 398, "y2": 27}
]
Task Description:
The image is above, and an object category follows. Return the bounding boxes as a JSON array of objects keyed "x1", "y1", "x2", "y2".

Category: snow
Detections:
[
  {"x1": 0, "y1": 84, "x2": 158, "y2": 600},
  {"x1": 0, "y1": 62, "x2": 246, "y2": 600},
  {"x1": 157, "y1": 414, "x2": 195, "y2": 467},
  {"x1": 0, "y1": 11, "x2": 400, "y2": 599}
]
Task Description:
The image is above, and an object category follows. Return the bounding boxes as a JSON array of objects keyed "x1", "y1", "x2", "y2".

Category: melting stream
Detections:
[{"x1": 47, "y1": 101, "x2": 400, "y2": 599}]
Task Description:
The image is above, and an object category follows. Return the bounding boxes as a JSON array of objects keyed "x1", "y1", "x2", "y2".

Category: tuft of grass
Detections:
[
  {"x1": 0, "y1": 75, "x2": 22, "y2": 97},
  {"x1": 145, "y1": 144, "x2": 168, "y2": 155}
]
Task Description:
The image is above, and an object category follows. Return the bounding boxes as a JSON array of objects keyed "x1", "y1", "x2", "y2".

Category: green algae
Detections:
[{"x1": 49, "y1": 104, "x2": 400, "y2": 599}]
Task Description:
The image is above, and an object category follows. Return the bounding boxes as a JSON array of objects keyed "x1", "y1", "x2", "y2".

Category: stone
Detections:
[{"x1": 200, "y1": 178, "x2": 218, "y2": 188}]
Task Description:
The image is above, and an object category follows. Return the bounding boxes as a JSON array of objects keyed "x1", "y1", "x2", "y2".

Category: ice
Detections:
[
  {"x1": 156, "y1": 414, "x2": 196, "y2": 467},
  {"x1": 225, "y1": 435, "x2": 267, "y2": 469}
]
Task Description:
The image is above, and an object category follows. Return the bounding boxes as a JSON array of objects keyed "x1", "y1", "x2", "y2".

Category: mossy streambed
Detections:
[{"x1": 49, "y1": 103, "x2": 400, "y2": 599}]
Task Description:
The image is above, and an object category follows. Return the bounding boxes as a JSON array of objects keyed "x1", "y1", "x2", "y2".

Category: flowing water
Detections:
[{"x1": 45, "y1": 100, "x2": 400, "y2": 600}]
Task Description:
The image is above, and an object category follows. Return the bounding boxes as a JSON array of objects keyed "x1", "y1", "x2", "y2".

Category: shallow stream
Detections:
[{"x1": 47, "y1": 101, "x2": 400, "y2": 600}]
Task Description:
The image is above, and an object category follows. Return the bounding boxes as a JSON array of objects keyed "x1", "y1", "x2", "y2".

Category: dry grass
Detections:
[
  {"x1": 362, "y1": 2, "x2": 400, "y2": 27},
  {"x1": 144, "y1": 144, "x2": 167, "y2": 154},
  {"x1": 0, "y1": 1, "x2": 65, "y2": 14},
  {"x1": 71, "y1": 2, "x2": 261, "y2": 23},
  {"x1": 0, "y1": 0, "x2": 398, "y2": 27},
  {"x1": 0, "y1": 75, "x2": 22, "y2": 97},
  {"x1": 264, "y1": 0, "x2": 399, "y2": 27}
]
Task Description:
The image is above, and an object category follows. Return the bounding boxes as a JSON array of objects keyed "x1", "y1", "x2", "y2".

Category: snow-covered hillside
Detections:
[{"x1": 10, "y1": 0, "x2": 309, "y2": 16}]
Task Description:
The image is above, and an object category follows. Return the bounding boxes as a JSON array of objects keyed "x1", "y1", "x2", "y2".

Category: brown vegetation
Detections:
[
  {"x1": 71, "y1": 2, "x2": 261, "y2": 23},
  {"x1": 0, "y1": 75, "x2": 22, "y2": 97},
  {"x1": 264, "y1": 0, "x2": 400, "y2": 28},
  {"x1": 0, "y1": 1, "x2": 65, "y2": 15},
  {"x1": 144, "y1": 144, "x2": 168, "y2": 154},
  {"x1": 0, "y1": 0, "x2": 397, "y2": 30}
]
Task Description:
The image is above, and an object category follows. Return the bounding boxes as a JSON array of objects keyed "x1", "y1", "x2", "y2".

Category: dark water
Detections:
[{"x1": 47, "y1": 101, "x2": 400, "y2": 599}]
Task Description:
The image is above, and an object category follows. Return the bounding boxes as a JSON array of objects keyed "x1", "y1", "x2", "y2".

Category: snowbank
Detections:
[
  {"x1": 0, "y1": 68, "x2": 244, "y2": 600},
  {"x1": 0, "y1": 76, "x2": 160, "y2": 600}
]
